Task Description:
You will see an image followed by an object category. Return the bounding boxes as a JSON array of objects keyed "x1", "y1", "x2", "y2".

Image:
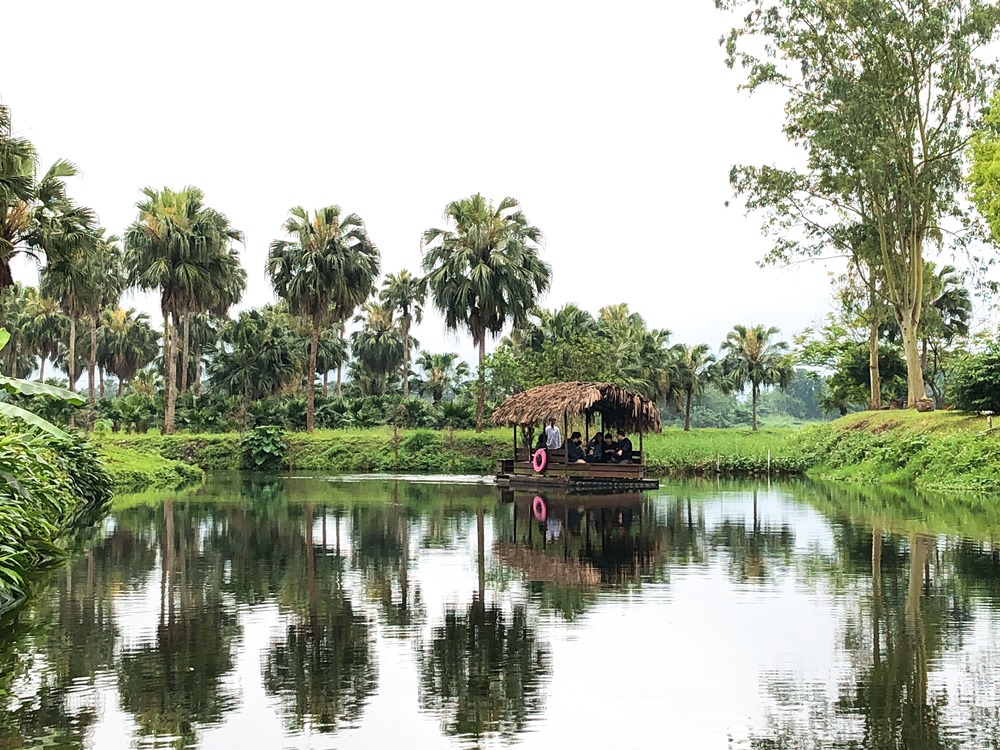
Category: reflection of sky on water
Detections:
[{"x1": 3, "y1": 479, "x2": 1000, "y2": 749}]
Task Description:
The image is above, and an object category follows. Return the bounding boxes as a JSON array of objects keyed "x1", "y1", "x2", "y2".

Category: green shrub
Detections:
[
  {"x1": 950, "y1": 349, "x2": 1000, "y2": 413},
  {"x1": 241, "y1": 425, "x2": 289, "y2": 471},
  {"x1": 0, "y1": 422, "x2": 113, "y2": 613}
]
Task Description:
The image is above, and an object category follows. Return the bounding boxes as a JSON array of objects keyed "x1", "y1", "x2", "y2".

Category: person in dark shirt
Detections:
[
  {"x1": 567, "y1": 431, "x2": 587, "y2": 463},
  {"x1": 602, "y1": 433, "x2": 618, "y2": 462},
  {"x1": 615, "y1": 429, "x2": 634, "y2": 463}
]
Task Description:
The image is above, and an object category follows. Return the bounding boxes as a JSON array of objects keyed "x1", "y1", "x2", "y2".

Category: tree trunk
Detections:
[
  {"x1": 751, "y1": 382, "x2": 759, "y2": 431},
  {"x1": 99, "y1": 367, "x2": 105, "y2": 399},
  {"x1": 899, "y1": 312, "x2": 926, "y2": 407},
  {"x1": 684, "y1": 389, "x2": 692, "y2": 431},
  {"x1": 476, "y1": 336, "x2": 486, "y2": 433},
  {"x1": 180, "y1": 313, "x2": 190, "y2": 393},
  {"x1": 307, "y1": 318, "x2": 319, "y2": 433},
  {"x1": 164, "y1": 314, "x2": 177, "y2": 434},
  {"x1": 868, "y1": 313, "x2": 882, "y2": 410},
  {"x1": 323, "y1": 371, "x2": 329, "y2": 397},
  {"x1": 336, "y1": 323, "x2": 344, "y2": 397},
  {"x1": 117, "y1": 376, "x2": 124, "y2": 398},
  {"x1": 88, "y1": 315, "x2": 97, "y2": 408},
  {"x1": 67, "y1": 316, "x2": 76, "y2": 392},
  {"x1": 38, "y1": 357, "x2": 45, "y2": 382},
  {"x1": 193, "y1": 346, "x2": 202, "y2": 397},
  {"x1": 402, "y1": 316, "x2": 410, "y2": 398}
]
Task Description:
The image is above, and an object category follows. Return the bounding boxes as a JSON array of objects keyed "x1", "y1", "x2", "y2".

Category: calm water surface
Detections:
[{"x1": 3, "y1": 476, "x2": 1000, "y2": 749}]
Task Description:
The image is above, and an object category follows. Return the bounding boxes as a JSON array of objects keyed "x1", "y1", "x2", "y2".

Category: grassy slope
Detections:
[
  {"x1": 99, "y1": 445, "x2": 204, "y2": 494},
  {"x1": 793, "y1": 410, "x2": 1000, "y2": 491}
]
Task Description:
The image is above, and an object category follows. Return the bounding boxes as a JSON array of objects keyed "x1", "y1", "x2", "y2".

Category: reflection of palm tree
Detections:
[
  {"x1": 117, "y1": 500, "x2": 239, "y2": 745},
  {"x1": 418, "y1": 603, "x2": 550, "y2": 741},
  {"x1": 264, "y1": 503, "x2": 378, "y2": 734}
]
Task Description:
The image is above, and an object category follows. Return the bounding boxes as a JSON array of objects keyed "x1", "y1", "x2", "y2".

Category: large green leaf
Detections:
[
  {"x1": 0, "y1": 375, "x2": 86, "y2": 405},
  {"x1": 0, "y1": 402, "x2": 70, "y2": 439},
  {"x1": 0, "y1": 328, "x2": 8, "y2": 352}
]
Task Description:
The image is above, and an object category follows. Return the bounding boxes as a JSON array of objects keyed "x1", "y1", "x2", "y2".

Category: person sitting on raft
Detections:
[
  {"x1": 601, "y1": 433, "x2": 618, "y2": 462},
  {"x1": 567, "y1": 432, "x2": 588, "y2": 463},
  {"x1": 615, "y1": 429, "x2": 634, "y2": 463},
  {"x1": 586, "y1": 432, "x2": 605, "y2": 462}
]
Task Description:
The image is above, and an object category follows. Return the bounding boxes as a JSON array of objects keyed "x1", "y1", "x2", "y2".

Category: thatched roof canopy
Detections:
[{"x1": 491, "y1": 382, "x2": 662, "y2": 433}]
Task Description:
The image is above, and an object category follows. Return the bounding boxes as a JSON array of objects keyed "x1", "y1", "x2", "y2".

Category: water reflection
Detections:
[{"x1": 0, "y1": 478, "x2": 999, "y2": 748}]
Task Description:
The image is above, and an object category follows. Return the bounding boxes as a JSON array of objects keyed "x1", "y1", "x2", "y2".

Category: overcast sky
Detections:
[{"x1": 3, "y1": 0, "x2": 846, "y2": 365}]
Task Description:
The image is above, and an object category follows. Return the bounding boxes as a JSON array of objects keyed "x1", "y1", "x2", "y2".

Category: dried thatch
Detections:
[{"x1": 491, "y1": 381, "x2": 662, "y2": 433}]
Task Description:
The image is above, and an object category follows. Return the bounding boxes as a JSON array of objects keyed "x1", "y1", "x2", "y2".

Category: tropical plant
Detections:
[
  {"x1": 98, "y1": 308, "x2": 160, "y2": 396},
  {"x1": 0, "y1": 328, "x2": 85, "y2": 437},
  {"x1": 351, "y1": 302, "x2": 408, "y2": 396},
  {"x1": 380, "y1": 270, "x2": 426, "y2": 397},
  {"x1": 717, "y1": 324, "x2": 794, "y2": 430},
  {"x1": 422, "y1": 194, "x2": 550, "y2": 431},
  {"x1": 124, "y1": 186, "x2": 243, "y2": 433},
  {"x1": 208, "y1": 307, "x2": 305, "y2": 402},
  {"x1": 0, "y1": 283, "x2": 36, "y2": 378},
  {"x1": 267, "y1": 206, "x2": 379, "y2": 431},
  {"x1": 414, "y1": 352, "x2": 470, "y2": 406},
  {"x1": 316, "y1": 324, "x2": 349, "y2": 396},
  {"x1": 676, "y1": 343, "x2": 716, "y2": 431},
  {"x1": 22, "y1": 291, "x2": 67, "y2": 381}
]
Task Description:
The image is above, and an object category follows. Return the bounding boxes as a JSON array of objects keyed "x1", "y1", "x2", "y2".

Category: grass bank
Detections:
[
  {"x1": 98, "y1": 427, "x2": 802, "y2": 477},
  {"x1": 792, "y1": 410, "x2": 1000, "y2": 492},
  {"x1": 99, "y1": 446, "x2": 204, "y2": 494}
]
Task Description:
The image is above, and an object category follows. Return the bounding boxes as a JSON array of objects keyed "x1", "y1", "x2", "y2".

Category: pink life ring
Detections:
[
  {"x1": 532, "y1": 495, "x2": 547, "y2": 523},
  {"x1": 531, "y1": 448, "x2": 547, "y2": 473}
]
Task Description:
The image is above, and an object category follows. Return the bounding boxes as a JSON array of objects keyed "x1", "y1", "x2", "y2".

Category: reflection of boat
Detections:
[
  {"x1": 492, "y1": 382, "x2": 660, "y2": 490},
  {"x1": 496, "y1": 491, "x2": 664, "y2": 586}
]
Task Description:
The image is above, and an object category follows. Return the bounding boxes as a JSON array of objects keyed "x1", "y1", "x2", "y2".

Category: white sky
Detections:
[{"x1": 2, "y1": 0, "x2": 846, "y2": 366}]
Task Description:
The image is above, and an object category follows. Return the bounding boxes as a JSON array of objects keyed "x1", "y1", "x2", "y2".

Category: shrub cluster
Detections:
[{"x1": 0, "y1": 422, "x2": 113, "y2": 613}]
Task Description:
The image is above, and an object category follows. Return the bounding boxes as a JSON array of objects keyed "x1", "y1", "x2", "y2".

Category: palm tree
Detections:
[
  {"x1": 22, "y1": 290, "x2": 67, "y2": 381},
  {"x1": 0, "y1": 105, "x2": 93, "y2": 296},
  {"x1": 208, "y1": 307, "x2": 306, "y2": 402},
  {"x1": 380, "y1": 270, "x2": 426, "y2": 397},
  {"x1": 39, "y1": 224, "x2": 104, "y2": 396},
  {"x1": 0, "y1": 105, "x2": 39, "y2": 294},
  {"x1": 414, "y1": 352, "x2": 470, "y2": 406},
  {"x1": 0, "y1": 282, "x2": 36, "y2": 377},
  {"x1": 179, "y1": 242, "x2": 246, "y2": 393},
  {"x1": 267, "y1": 206, "x2": 379, "y2": 432},
  {"x1": 422, "y1": 194, "x2": 550, "y2": 431},
  {"x1": 316, "y1": 324, "x2": 349, "y2": 396},
  {"x1": 124, "y1": 186, "x2": 242, "y2": 433},
  {"x1": 350, "y1": 302, "x2": 409, "y2": 395},
  {"x1": 98, "y1": 308, "x2": 160, "y2": 396},
  {"x1": 718, "y1": 324, "x2": 794, "y2": 431},
  {"x1": 676, "y1": 343, "x2": 716, "y2": 431}
]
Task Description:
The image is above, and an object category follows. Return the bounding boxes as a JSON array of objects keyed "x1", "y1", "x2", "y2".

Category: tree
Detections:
[
  {"x1": 718, "y1": 0, "x2": 1000, "y2": 407},
  {"x1": 422, "y1": 194, "x2": 550, "y2": 431},
  {"x1": 268, "y1": 206, "x2": 379, "y2": 432},
  {"x1": 968, "y1": 89, "x2": 1000, "y2": 247},
  {"x1": 414, "y1": 352, "x2": 470, "y2": 406},
  {"x1": 98, "y1": 308, "x2": 160, "y2": 397},
  {"x1": 350, "y1": 302, "x2": 408, "y2": 396},
  {"x1": 676, "y1": 343, "x2": 716, "y2": 431},
  {"x1": 22, "y1": 291, "x2": 67, "y2": 382},
  {"x1": 124, "y1": 186, "x2": 241, "y2": 433},
  {"x1": 315, "y1": 324, "x2": 348, "y2": 397},
  {"x1": 919, "y1": 263, "x2": 971, "y2": 406},
  {"x1": 0, "y1": 283, "x2": 35, "y2": 378},
  {"x1": 717, "y1": 324, "x2": 794, "y2": 430},
  {"x1": 380, "y1": 270, "x2": 426, "y2": 398},
  {"x1": 208, "y1": 307, "x2": 305, "y2": 402}
]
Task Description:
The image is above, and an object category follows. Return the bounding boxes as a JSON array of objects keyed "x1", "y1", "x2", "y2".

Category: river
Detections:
[{"x1": 1, "y1": 475, "x2": 999, "y2": 749}]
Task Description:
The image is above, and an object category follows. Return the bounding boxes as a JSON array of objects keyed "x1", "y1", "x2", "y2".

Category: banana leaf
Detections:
[
  {"x1": 0, "y1": 375, "x2": 85, "y2": 405},
  {"x1": 0, "y1": 402, "x2": 70, "y2": 439}
]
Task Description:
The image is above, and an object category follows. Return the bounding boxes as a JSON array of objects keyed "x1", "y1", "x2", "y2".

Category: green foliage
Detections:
[
  {"x1": 968, "y1": 88, "x2": 1000, "y2": 249},
  {"x1": 0, "y1": 421, "x2": 113, "y2": 612},
  {"x1": 789, "y1": 411, "x2": 1000, "y2": 491},
  {"x1": 949, "y1": 347, "x2": 1000, "y2": 413},
  {"x1": 240, "y1": 425, "x2": 289, "y2": 472},
  {"x1": 99, "y1": 445, "x2": 203, "y2": 494}
]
